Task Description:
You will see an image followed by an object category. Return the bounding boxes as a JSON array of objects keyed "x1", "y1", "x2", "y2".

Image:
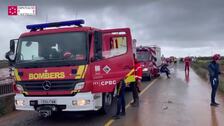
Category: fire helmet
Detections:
[{"x1": 212, "y1": 54, "x2": 221, "y2": 61}]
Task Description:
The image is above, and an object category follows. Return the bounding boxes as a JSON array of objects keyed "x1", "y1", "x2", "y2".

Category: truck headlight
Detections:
[
  {"x1": 72, "y1": 99, "x2": 90, "y2": 106},
  {"x1": 143, "y1": 68, "x2": 148, "y2": 71},
  {"x1": 15, "y1": 100, "x2": 25, "y2": 106},
  {"x1": 74, "y1": 82, "x2": 85, "y2": 90}
]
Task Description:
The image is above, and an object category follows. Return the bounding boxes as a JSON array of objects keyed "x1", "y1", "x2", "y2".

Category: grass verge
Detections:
[{"x1": 192, "y1": 60, "x2": 224, "y2": 93}]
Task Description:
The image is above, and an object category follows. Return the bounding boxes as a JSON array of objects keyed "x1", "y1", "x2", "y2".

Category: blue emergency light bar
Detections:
[{"x1": 26, "y1": 19, "x2": 85, "y2": 31}]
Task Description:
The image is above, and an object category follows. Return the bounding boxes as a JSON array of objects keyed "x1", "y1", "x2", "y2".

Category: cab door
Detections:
[{"x1": 91, "y1": 28, "x2": 135, "y2": 93}]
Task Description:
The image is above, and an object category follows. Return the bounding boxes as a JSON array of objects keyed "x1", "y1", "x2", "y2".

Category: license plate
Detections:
[{"x1": 38, "y1": 99, "x2": 56, "y2": 104}]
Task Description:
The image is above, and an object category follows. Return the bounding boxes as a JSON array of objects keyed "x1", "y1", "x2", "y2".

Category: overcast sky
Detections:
[{"x1": 0, "y1": 0, "x2": 224, "y2": 59}]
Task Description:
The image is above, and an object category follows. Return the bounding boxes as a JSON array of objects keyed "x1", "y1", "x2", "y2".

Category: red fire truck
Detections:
[
  {"x1": 5, "y1": 19, "x2": 135, "y2": 117},
  {"x1": 136, "y1": 46, "x2": 160, "y2": 80}
]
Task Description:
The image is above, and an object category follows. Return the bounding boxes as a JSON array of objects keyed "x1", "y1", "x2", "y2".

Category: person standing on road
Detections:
[
  {"x1": 184, "y1": 56, "x2": 191, "y2": 73},
  {"x1": 113, "y1": 80, "x2": 126, "y2": 119},
  {"x1": 208, "y1": 54, "x2": 221, "y2": 106},
  {"x1": 130, "y1": 58, "x2": 142, "y2": 107},
  {"x1": 135, "y1": 58, "x2": 143, "y2": 93}
]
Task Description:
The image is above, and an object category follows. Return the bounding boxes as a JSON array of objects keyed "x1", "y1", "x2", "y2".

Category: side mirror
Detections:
[
  {"x1": 5, "y1": 39, "x2": 18, "y2": 64},
  {"x1": 10, "y1": 40, "x2": 16, "y2": 53},
  {"x1": 5, "y1": 51, "x2": 14, "y2": 61}
]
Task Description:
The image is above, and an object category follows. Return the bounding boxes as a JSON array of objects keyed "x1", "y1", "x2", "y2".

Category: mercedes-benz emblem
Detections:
[{"x1": 42, "y1": 81, "x2": 51, "y2": 91}]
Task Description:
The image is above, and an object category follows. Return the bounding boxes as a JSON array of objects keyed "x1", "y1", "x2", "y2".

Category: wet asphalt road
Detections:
[
  {"x1": 1, "y1": 64, "x2": 224, "y2": 126},
  {"x1": 112, "y1": 64, "x2": 224, "y2": 126}
]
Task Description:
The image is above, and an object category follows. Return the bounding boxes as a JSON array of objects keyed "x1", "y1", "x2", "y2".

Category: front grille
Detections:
[{"x1": 17, "y1": 80, "x2": 79, "y2": 91}]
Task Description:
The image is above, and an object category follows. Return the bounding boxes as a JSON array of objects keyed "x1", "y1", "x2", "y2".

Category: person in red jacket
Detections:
[
  {"x1": 135, "y1": 59, "x2": 143, "y2": 92},
  {"x1": 184, "y1": 56, "x2": 191, "y2": 73},
  {"x1": 130, "y1": 58, "x2": 142, "y2": 107}
]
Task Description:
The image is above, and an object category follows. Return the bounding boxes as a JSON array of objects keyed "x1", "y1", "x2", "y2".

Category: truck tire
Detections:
[
  {"x1": 148, "y1": 74, "x2": 151, "y2": 81},
  {"x1": 99, "y1": 92, "x2": 113, "y2": 114}
]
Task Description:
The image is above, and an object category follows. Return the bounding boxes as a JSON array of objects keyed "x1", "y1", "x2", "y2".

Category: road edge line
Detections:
[{"x1": 104, "y1": 78, "x2": 158, "y2": 126}]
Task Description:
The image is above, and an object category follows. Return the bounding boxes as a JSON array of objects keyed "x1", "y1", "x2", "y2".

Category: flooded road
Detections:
[{"x1": 112, "y1": 64, "x2": 224, "y2": 126}]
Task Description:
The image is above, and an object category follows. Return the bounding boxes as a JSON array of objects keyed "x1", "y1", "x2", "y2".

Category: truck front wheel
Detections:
[
  {"x1": 99, "y1": 92, "x2": 113, "y2": 114},
  {"x1": 148, "y1": 74, "x2": 151, "y2": 81}
]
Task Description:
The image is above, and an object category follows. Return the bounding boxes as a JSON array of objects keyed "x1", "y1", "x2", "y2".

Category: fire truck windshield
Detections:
[
  {"x1": 16, "y1": 32, "x2": 88, "y2": 67},
  {"x1": 137, "y1": 51, "x2": 151, "y2": 61}
]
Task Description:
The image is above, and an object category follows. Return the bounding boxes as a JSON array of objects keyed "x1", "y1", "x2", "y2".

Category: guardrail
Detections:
[
  {"x1": 0, "y1": 77, "x2": 14, "y2": 97},
  {"x1": 0, "y1": 77, "x2": 15, "y2": 116}
]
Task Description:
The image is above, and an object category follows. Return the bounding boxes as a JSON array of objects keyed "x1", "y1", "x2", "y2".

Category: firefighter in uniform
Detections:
[
  {"x1": 208, "y1": 54, "x2": 221, "y2": 106},
  {"x1": 184, "y1": 56, "x2": 191, "y2": 73},
  {"x1": 113, "y1": 80, "x2": 126, "y2": 119},
  {"x1": 135, "y1": 59, "x2": 143, "y2": 93},
  {"x1": 160, "y1": 61, "x2": 170, "y2": 78},
  {"x1": 130, "y1": 58, "x2": 142, "y2": 107}
]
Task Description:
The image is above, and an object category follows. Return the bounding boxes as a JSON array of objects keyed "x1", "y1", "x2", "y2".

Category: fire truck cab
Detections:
[
  {"x1": 136, "y1": 46, "x2": 160, "y2": 80},
  {"x1": 5, "y1": 19, "x2": 135, "y2": 117}
]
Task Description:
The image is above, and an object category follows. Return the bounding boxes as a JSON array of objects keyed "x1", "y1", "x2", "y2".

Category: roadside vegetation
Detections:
[{"x1": 191, "y1": 58, "x2": 224, "y2": 93}]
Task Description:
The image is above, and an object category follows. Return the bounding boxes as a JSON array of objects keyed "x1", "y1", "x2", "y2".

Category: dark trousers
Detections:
[
  {"x1": 130, "y1": 82, "x2": 139, "y2": 102},
  {"x1": 116, "y1": 83, "x2": 126, "y2": 115},
  {"x1": 161, "y1": 68, "x2": 170, "y2": 78},
  {"x1": 210, "y1": 77, "x2": 219, "y2": 103},
  {"x1": 163, "y1": 70, "x2": 170, "y2": 78},
  {"x1": 165, "y1": 71, "x2": 169, "y2": 78}
]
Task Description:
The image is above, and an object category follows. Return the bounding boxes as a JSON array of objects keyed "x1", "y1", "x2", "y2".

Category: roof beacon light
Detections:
[{"x1": 26, "y1": 19, "x2": 85, "y2": 31}]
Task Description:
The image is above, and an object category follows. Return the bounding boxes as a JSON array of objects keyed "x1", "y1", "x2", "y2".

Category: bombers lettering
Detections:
[
  {"x1": 93, "y1": 80, "x2": 116, "y2": 86},
  {"x1": 29, "y1": 72, "x2": 65, "y2": 80}
]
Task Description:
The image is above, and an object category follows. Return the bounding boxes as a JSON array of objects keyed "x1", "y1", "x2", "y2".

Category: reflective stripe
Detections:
[
  {"x1": 126, "y1": 69, "x2": 135, "y2": 77},
  {"x1": 135, "y1": 67, "x2": 141, "y2": 71},
  {"x1": 125, "y1": 75, "x2": 135, "y2": 84},
  {"x1": 23, "y1": 91, "x2": 28, "y2": 95},
  {"x1": 75, "y1": 65, "x2": 85, "y2": 79},
  {"x1": 81, "y1": 65, "x2": 88, "y2": 78},
  {"x1": 71, "y1": 90, "x2": 80, "y2": 94},
  {"x1": 124, "y1": 68, "x2": 136, "y2": 84},
  {"x1": 135, "y1": 75, "x2": 142, "y2": 79},
  {"x1": 14, "y1": 69, "x2": 21, "y2": 81}
]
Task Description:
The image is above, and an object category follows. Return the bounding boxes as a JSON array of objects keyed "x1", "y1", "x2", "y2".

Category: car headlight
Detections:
[
  {"x1": 72, "y1": 99, "x2": 90, "y2": 106},
  {"x1": 74, "y1": 82, "x2": 85, "y2": 90},
  {"x1": 143, "y1": 68, "x2": 148, "y2": 71}
]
